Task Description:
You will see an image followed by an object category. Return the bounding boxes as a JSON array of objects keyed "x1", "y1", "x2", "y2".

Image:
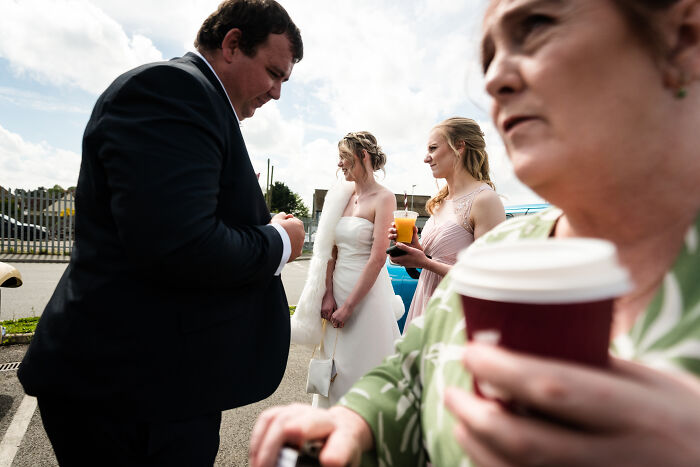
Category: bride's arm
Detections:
[
  {"x1": 320, "y1": 246, "x2": 338, "y2": 320},
  {"x1": 330, "y1": 191, "x2": 396, "y2": 328}
]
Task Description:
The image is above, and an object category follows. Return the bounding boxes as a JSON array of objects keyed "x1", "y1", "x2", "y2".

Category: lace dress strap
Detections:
[{"x1": 453, "y1": 185, "x2": 493, "y2": 234}]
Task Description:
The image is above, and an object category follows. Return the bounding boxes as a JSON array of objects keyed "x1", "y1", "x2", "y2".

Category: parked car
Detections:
[
  {"x1": 504, "y1": 203, "x2": 550, "y2": 219},
  {"x1": 1, "y1": 214, "x2": 51, "y2": 240},
  {"x1": 387, "y1": 203, "x2": 551, "y2": 332}
]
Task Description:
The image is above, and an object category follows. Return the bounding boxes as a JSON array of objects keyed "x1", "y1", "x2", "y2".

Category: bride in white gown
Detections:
[{"x1": 291, "y1": 131, "x2": 402, "y2": 407}]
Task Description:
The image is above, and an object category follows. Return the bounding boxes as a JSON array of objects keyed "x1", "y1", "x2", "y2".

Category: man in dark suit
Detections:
[{"x1": 18, "y1": 1, "x2": 305, "y2": 464}]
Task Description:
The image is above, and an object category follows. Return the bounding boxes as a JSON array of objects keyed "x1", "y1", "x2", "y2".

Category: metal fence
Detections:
[
  {"x1": 1, "y1": 188, "x2": 320, "y2": 256},
  {"x1": 1, "y1": 189, "x2": 74, "y2": 255}
]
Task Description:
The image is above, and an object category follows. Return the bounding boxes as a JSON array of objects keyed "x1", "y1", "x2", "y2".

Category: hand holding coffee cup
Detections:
[{"x1": 452, "y1": 238, "x2": 631, "y2": 407}]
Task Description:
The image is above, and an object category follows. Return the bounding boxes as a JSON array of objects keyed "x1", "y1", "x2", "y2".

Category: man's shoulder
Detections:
[
  {"x1": 109, "y1": 54, "x2": 206, "y2": 91},
  {"x1": 87, "y1": 53, "x2": 231, "y2": 135},
  {"x1": 96, "y1": 54, "x2": 224, "y2": 114}
]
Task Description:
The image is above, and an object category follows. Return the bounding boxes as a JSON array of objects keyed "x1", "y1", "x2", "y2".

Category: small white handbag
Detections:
[{"x1": 305, "y1": 319, "x2": 339, "y2": 398}]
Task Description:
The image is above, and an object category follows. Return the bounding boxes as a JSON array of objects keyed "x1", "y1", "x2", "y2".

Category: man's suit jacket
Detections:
[{"x1": 19, "y1": 53, "x2": 290, "y2": 421}]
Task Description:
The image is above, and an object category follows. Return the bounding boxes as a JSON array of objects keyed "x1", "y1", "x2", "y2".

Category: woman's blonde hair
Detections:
[
  {"x1": 426, "y1": 117, "x2": 495, "y2": 215},
  {"x1": 338, "y1": 131, "x2": 387, "y2": 179}
]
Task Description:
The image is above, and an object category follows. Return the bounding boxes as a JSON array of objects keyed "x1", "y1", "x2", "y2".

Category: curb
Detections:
[
  {"x1": 0, "y1": 254, "x2": 70, "y2": 264},
  {"x1": 0, "y1": 332, "x2": 33, "y2": 346},
  {"x1": 1, "y1": 254, "x2": 306, "y2": 264}
]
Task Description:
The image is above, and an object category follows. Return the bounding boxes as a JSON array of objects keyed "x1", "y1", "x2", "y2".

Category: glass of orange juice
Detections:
[{"x1": 393, "y1": 210, "x2": 418, "y2": 243}]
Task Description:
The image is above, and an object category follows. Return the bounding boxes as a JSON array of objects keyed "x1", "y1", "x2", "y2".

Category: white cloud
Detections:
[
  {"x1": 478, "y1": 120, "x2": 543, "y2": 205},
  {"x1": 0, "y1": 125, "x2": 80, "y2": 189},
  {"x1": 243, "y1": 106, "x2": 542, "y2": 210},
  {"x1": 0, "y1": 0, "x2": 542, "y2": 206},
  {"x1": 89, "y1": 0, "x2": 217, "y2": 52},
  {"x1": 0, "y1": 0, "x2": 164, "y2": 95},
  {"x1": 286, "y1": 1, "x2": 450, "y2": 136},
  {"x1": 243, "y1": 0, "x2": 540, "y2": 208},
  {"x1": 0, "y1": 87, "x2": 90, "y2": 114},
  {"x1": 242, "y1": 103, "x2": 340, "y2": 209}
]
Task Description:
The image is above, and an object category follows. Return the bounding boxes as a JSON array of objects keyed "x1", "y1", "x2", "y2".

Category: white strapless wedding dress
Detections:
[{"x1": 313, "y1": 216, "x2": 401, "y2": 407}]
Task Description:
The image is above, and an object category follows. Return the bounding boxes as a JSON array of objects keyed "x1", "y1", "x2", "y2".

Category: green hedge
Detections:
[
  {"x1": 1, "y1": 317, "x2": 39, "y2": 334},
  {"x1": 1, "y1": 310, "x2": 299, "y2": 342}
]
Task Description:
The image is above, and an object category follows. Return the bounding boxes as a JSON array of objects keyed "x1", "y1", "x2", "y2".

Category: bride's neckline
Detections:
[{"x1": 340, "y1": 216, "x2": 374, "y2": 225}]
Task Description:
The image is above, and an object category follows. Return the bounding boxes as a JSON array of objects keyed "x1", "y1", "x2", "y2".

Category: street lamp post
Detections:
[{"x1": 411, "y1": 184, "x2": 416, "y2": 210}]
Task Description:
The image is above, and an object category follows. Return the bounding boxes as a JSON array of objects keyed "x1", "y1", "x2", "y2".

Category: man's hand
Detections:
[
  {"x1": 249, "y1": 404, "x2": 371, "y2": 467},
  {"x1": 271, "y1": 212, "x2": 305, "y2": 261}
]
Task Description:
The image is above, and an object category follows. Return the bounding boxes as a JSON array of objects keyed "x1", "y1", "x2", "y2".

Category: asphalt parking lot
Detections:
[{"x1": 0, "y1": 258, "x2": 313, "y2": 466}]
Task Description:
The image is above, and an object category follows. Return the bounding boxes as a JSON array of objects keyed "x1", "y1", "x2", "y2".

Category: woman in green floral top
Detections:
[{"x1": 249, "y1": 1, "x2": 700, "y2": 466}]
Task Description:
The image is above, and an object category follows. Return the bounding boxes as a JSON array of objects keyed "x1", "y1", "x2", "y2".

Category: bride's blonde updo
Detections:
[{"x1": 338, "y1": 131, "x2": 387, "y2": 177}]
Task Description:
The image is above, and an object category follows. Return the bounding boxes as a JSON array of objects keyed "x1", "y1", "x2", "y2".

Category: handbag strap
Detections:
[{"x1": 311, "y1": 319, "x2": 340, "y2": 359}]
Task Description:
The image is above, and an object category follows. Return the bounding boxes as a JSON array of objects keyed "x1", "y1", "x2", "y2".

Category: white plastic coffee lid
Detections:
[{"x1": 452, "y1": 238, "x2": 632, "y2": 304}]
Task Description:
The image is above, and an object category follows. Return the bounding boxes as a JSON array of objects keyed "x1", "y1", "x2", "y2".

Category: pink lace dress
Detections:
[{"x1": 403, "y1": 185, "x2": 492, "y2": 331}]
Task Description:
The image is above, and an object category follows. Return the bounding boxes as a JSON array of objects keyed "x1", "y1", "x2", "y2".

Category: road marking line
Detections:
[{"x1": 0, "y1": 395, "x2": 37, "y2": 467}]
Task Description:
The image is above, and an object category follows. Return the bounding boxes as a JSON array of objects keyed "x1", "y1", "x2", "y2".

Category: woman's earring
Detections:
[{"x1": 676, "y1": 70, "x2": 688, "y2": 99}]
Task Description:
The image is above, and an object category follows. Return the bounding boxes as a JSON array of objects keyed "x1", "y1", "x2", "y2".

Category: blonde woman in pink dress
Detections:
[{"x1": 390, "y1": 117, "x2": 505, "y2": 330}]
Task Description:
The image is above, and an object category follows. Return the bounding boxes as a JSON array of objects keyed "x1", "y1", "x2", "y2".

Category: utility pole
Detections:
[
  {"x1": 411, "y1": 184, "x2": 416, "y2": 210},
  {"x1": 269, "y1": 165, "x2": 274, "y2": 210},
  {"x1": 265, "y1": 158, "x2": 270, "y2": 209},
  {"x1": 265, "y1": 158, "x2": 275, "y2": 210}
]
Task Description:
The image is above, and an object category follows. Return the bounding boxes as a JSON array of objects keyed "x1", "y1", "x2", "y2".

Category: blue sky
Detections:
[{"x1": 0, "y1": 0, "x2": 541, "y2": 208}]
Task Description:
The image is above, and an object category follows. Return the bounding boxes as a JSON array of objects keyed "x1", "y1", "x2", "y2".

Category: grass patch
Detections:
[
  {"x1": 1, "y1": 309, "x2": 297, "y2": 343},
  {"x1": 1, "y1": 316, "x2": 39, "y2": 334}
]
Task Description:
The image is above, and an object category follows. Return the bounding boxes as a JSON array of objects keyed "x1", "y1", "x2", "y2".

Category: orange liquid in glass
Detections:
[{"x1": 394, "y1": 217, "x2": 416, "y2": 243}]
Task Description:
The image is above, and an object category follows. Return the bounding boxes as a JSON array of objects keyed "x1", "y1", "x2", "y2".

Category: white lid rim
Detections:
[{"x1": 453, "y1": 280, "x2": 632, "y2": 305}]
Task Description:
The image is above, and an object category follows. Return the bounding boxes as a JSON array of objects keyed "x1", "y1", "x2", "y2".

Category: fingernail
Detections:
[
  {"x1": 443, "y1": 387, "x2": 455, "y2": 406},
  {"x1": 443, "y1": 386, "x2": 469, "y2": 410},
  {"x1": 464, "y1": 342, "x2": 495, "y2": 359},
  {"x1": 478, "y1": 381, "x2": 511, "y2": 401},
  {"x1": 473, "y1": 329, "x2": 500, "y2": 345},
  {"x1": 462, "y1": 344, "x2": 487, "y2": 368}
]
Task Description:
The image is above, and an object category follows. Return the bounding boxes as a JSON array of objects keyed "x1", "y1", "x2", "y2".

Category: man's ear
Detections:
[
  {"x1": 664, "y1": 0, "x2": 700, "y2": 87},
  {"x1": 221, "y1": 28, "x2": 243, "y2": 63}
]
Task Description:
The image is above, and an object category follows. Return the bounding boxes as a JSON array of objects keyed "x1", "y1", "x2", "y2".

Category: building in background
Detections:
[{"x1": 312, "y1": 189, "x2": 431, "y2": 230}]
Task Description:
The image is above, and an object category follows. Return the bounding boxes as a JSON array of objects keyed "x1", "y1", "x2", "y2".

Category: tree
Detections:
[
  {"x1": 1, "y1": 196, "x2": 17, "y2": 215},
  {"x1": 47, "y1": 185, "x2": 66, "y2": 197},
  {"x1": 268, "y1": 181, "x2": 310, "y2": 218}
]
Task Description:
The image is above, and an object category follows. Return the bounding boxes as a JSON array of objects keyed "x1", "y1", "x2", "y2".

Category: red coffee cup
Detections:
[{"x1": 452, "y1": 238, "x2": 631, "y2": 404}]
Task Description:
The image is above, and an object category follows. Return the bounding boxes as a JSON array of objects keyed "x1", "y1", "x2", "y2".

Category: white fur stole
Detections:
[
  {"x1": 290, "y1": 181, "x2": 355, "y2": 346},
  {"x1": 290, "y1": 181, "x2": 407, "y2": 347}
]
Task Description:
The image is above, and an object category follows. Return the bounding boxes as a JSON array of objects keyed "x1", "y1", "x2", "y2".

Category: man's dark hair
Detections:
[{"x1": 195, "y1": 0, "x2": 303, "y2": 62}]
